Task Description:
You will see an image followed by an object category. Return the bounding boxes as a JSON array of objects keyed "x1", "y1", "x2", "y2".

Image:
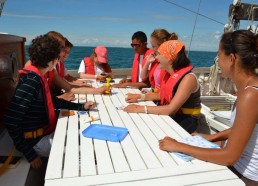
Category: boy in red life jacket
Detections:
[
  {"x1": 112, "y1": 31, "x2": 152, "y2": 89},
  {"x1": 78, "y1": 46, "x2": 114, "y2": 80},
  {"x1": 53, "y1": 38, "x2": 92, "y2": 96},
  {"x1": 123, "y1": 40, "x2": 201, "y2": 134},
  {"x1": 4, "y1": 35, "x2": 95, "y2": 169},
  {"x1": 126, "y1": 29, "x2": 178, "y2": 100}
]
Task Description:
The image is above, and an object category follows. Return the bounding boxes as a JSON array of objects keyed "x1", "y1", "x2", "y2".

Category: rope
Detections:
[
  {"x1": 188, "y1": 0, "x2": 201, "y2": 55},
  {"x1": 162, "y1": 0, "x2": 225, "y2": 25},
  {"x1": 208, "y1": 57, "x2": 219, "y2": 95}
]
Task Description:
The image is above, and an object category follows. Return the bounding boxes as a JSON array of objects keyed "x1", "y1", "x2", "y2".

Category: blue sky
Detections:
[{"x1": 0, "y1": 0, "x2": 256, "y2": 51}]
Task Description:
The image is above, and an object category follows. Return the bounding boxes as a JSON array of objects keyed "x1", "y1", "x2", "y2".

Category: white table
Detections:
[{"x1": 45, "y1": 80, "x2": 244, "y2": 186}]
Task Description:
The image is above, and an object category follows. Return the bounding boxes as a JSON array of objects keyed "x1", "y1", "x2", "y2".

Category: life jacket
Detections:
[
  {"x1": 83, "y1": 57, "x2": 111, "y2": 75},
  {"x1": 51, "y1": 62, "x2": 65, "y2": 96},
  {"x1": 160, "y1": 65, "x2": 193, "y2": 105},
  {"x1": 44, "y1": 69, "x2": 55, "y2": 86},
  {"x1": 131, "y1": 48, "x2": 154, "y2": 82},
  {"x1": 148, "y1": 61, "x2": 159, "y2": 88},
  {"x1": 19, "y1": 65, "x2": 57, "y2": 134},
  {"x1": 56, "y1": 62, "x2": 65, "y2": 78},
  {"x1": 84, "y1": 57, "x2": 95, "y2": 75},
  {"x1": 146, "y1": 62, "x2": 170, "y2": 93}
]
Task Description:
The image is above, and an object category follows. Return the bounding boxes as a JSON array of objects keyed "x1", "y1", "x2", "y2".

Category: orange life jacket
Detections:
[
  {"x1": 19, "y1": 65, "x2": 57, "y2": 134},
  {"x1": 131, "y1": 48, "x2": 154, "y2": 82},
  {"x1": 160, "y1": 65, "x2": 193, "y2": 105}
]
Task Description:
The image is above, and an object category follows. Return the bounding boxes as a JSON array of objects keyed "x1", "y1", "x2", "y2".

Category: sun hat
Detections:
[
  {"x1": 157, "y1": 40, "x2": 185, "y2": 62},
  {"x1": 95, "y1": 46, "x2": 108, "y2": 63}
]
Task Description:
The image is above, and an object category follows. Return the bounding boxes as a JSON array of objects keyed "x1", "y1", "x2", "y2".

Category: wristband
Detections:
[
  {"x1": 140, "y1": 93, "x2": 146, "y2": 101},
  {"x1": 144, "y1": 105, "x2": 148, "y2": 114}
]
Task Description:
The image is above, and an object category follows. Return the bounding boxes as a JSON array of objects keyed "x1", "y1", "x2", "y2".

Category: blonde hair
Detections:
[{"x1": 151, "y1": 29, "x2": 178, "y2": 46}]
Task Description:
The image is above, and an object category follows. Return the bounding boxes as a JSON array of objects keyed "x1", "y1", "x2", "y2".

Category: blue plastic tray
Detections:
[{"x1": 82, "y1": 124, "x2": 128, "y2": 142}]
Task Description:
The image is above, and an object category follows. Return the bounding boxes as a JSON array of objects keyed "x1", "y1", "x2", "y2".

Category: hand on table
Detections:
[
  {"x1": 125, "y1": 93, "x2": 140, "y2": 103},
  {"x1": 84, "y1": 101, "x2": 95, "y2": 110},
  {"x1": 123, "y1": 104, "x2": 143, "y2": 113},
  {"x1": 97, "y1": 85, "x2": 111, "y2": 94},
  {"x1": 57, "y1": 92, "x2": 75, "y2": 101},
  {"x1": 96, "y1": 75, "x2": 106, "y2": 81},
  {"x1": 76, "y1": 80, "x2": 92, "y2": 87},
  {"x1": 159, "y1": 136, "x2": 179, "y2": 152},
  {"x1": 119, "y1": 78, "x2": 131, "y2": 84}
]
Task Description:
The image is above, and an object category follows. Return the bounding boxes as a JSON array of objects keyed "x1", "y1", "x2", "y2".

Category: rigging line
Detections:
[
  {"x1": 162, "y1": 0, "x2": 225, "y2": 25},
  {"x1": 188, "y1": 0, "x2": 201, "y2": 55}
]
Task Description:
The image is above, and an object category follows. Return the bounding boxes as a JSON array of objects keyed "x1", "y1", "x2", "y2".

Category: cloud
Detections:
[
  {"x1": 3, "y1": 12, "x2": 61, "y2": 19},
  {"x1": 180, "y1": 31, "x2": 223, "y2": 51}
]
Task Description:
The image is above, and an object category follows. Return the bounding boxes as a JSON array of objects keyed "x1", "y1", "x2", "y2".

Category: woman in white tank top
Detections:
[{"x1": 159, "y1": 30, "x2": 258, "y2": 185}]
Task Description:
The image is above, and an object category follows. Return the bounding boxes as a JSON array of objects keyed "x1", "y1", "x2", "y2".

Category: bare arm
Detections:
[
  {"x1": 160, "y1": 88, "x2": 258, "y2": 166},
  {"x1": 71, "y1": 85, "x2": 110, "y2": 94},
  {"x1": 140, "y1": 54, "x2": 156, "y2": 80},
  {"x1": 64, "y1": 74, "x2": 92, "y2": 87},
  {"x1": 124, "y1": 74, "x2": 197, "y2": 115},
  {"x1": 193, "y1": 128, "x2": 232, "y2": 142},
  {"x1": 53, "y1": 70, "x2": 72, "y2": 92},
  {"x1": 79, "y1": 72, "x2": 97, "y2": 79},
  {"x1": 79, "y1": 72, "x2": 107, "y2": 81},
  {"x1": 64, "y1": 74, "x2": 78, "y2": 82},
  {"x1": 119, "y1": 78, "x2": 132, "y2": 83},
  {"x1": 112, "y1": 82, "x2": 148, "y2": 89},
  {"x1": 125, "y1": 92, "x2": 160, "y2": 103}
]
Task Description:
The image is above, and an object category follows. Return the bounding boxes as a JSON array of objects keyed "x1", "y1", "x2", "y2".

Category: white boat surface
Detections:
[{"x1": 0, "y1": 0, "x2": 257, "y2": 185}]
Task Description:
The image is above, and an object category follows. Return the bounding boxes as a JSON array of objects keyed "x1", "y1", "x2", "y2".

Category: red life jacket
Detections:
[
  {"x1": 19, "y1": 65, "x2": 57, "y2": 134},
  {"x1": 160, "y1": 65, "x2": 193, "y2": 105},
  {"x1": 131, "y1": 48, "x2": 154, "y2": 82},
  {"x1": 44, "y1": 69, "x2": 55, "y2": 86},
  {"x1": 148, "y1": 61, "x2": 158, "y2": 88},
  {"x1": 56, "y1": 62, "x2": 65, "y2": 78},
  {"x1": 83, "y1": 57, "x2": 112, "y2": 75},
  {"x1": 83, "y1": 57, "x2": 95, "y2": 75}
]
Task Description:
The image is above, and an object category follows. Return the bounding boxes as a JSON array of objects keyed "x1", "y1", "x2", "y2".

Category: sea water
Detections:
[{"x1": 25, "y1": 46, "x2": 217, "y2": 70}]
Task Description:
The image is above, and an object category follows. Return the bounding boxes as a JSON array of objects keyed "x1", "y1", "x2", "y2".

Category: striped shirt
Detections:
[{"x1": 4, "y1": 73, "x2": 86, "y2": 162}]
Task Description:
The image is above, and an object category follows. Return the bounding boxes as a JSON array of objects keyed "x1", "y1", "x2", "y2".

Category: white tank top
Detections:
[{"x1": 232, "y1": 86, "x2": 258, "y2": 181}]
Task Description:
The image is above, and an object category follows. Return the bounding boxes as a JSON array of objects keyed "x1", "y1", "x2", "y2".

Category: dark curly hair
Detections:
[{"x1": 28, "y1": 34, "x2": 61, "y2": 68}]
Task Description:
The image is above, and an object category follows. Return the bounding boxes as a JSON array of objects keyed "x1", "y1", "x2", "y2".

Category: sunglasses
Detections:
[{"x1": 131, "y1": 43, "x2": 141, "y2": 48}]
